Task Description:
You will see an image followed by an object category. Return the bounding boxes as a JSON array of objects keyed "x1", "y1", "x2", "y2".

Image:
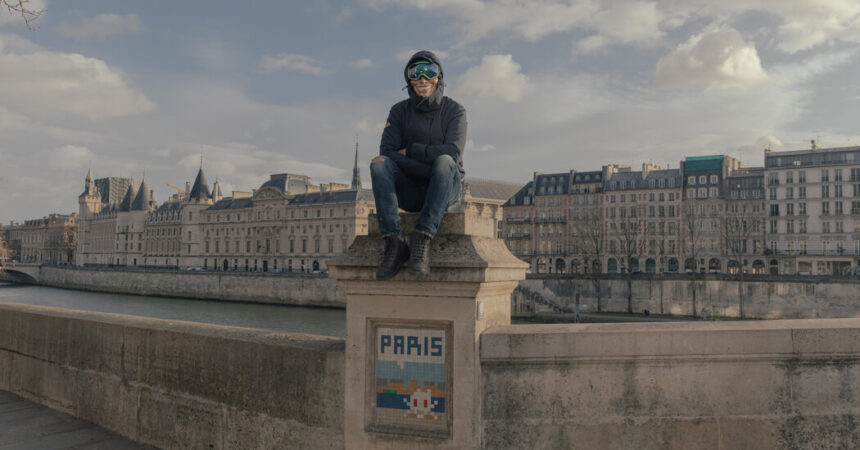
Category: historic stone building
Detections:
[
  {"x1": 725, "y1": 166, "x2": 768, "y2": 274},
  {"x1": 19, "y1": 213, "x2": 77, "y2": 265},
  {"x1": 198, "y1": 172, "x2": 371, "y2": 273},
  {"x1": 764, "y1": 143, "x2": 860, "y2": 275},
  {"x1": 603, "y1": 164, "x2": 682, "y2": 275},
  {"x1": 0, "y1": 222, "x2": 23, "y2": 264},
  {"x1": 502, "y1": 155, "x2": 781, "y2": 275}
]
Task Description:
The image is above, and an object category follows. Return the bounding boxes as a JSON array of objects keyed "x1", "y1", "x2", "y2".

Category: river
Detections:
[{"x1": 0, "y1": 282, "x2": 346, "y2": 337}]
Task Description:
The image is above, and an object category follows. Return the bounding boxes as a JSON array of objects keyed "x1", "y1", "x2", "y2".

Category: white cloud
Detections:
[
  {"x1": 47, "y1": 145, "x2": 94, "y2": 170},
  {"x1": 654, "y1": 27, "x2": 767, "y2": 90},
  {"x1": 58, "y1": 14, "x2": 143, "y2": 39},
  {"x1": 368, "y1": 0, "x2": 662, "y2": 49},
  {"x1": 350, "y1": 58, "x2": 374, "y2": 69},
  {"x1": 395, "y1": 48, "x2": 449, "y2": 62},
  {"x1": 333, "y1": 7, "x2": 352, "y2": 23},
  {"x1": 0, "y1": 37, "x2": 155, "y2": 120},
  {"x1": 456, "y1": 54, "x2": 530, "y2": 103},
  {"x1": 465, "y1": 139, "x2": 496, "y2": 152},
  {"x1": 260, "y1": 53, "x2": 330, "y2": 75}
]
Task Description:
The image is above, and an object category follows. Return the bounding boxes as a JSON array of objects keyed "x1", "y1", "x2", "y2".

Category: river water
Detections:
[{"x1": 0, "y1": 282, "x2": 346, "y2": 337}]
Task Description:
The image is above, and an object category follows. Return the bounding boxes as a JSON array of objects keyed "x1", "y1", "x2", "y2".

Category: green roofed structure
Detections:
[{"x1": 682, "y1": 155, "x2": 724, "y2": 173}]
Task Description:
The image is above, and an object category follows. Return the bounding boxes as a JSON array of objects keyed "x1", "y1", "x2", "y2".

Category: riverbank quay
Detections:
[
  {"x1": 0, "y1": 390, "x2": 153, "y2": 449},
  {"x1": 3, "y1": 264, "x2": 860, "y2": 320},
  {"x1": 1, "y1": 264, "x2": 344, "y2": 308}
]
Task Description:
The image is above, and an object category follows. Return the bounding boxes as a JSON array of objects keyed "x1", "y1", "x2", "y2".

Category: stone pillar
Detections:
[{"x1": 328, "y1": 210, "x2": 527, "y2": 449}]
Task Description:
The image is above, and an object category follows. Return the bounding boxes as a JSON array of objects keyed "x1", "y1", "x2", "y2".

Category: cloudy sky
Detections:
[{"x1": 2, "y1": 0, "x2": 860, "y2": 223}]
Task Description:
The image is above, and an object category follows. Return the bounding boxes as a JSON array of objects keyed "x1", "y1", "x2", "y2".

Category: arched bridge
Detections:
[{"x1": 0, "y1": 265, "x2": 39, "y2": 284}]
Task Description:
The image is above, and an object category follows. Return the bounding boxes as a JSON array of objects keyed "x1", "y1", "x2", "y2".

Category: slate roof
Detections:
[
  {"x1": 504, "y1": 181, "x2": 534, "y2": 206},
  {"x1": 534, "y1": 172, "x2": 571, "y2": 195},
  {"x1": 465, "y1": 178, "x2": 523, "y2": 202},
  {"x1": 206, "y1": 197, "x2": 254, "y2": 211},
  {"x1": 288, "y1": 189, "x2": 374, "y2": 205},
  {"x1": 118, "y1": 184, "x2": 136, "y2": 212},
  {"x1": 572, "y1": 171, "x2": 602, "y2": 184},
  {"x1": 188, "y1": 168, "x2": 211, "y2": 201},
  {"x1": 131, "y1": 180, "x2": 151, "y2": 211},
  {"x1": 606, "y1": 168, "x2": 680, "y2": 191}
]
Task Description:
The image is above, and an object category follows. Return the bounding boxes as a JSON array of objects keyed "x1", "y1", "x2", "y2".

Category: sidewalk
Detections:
[{"x1": 0, "y1": 390, "x2": 153, "y2": 450}]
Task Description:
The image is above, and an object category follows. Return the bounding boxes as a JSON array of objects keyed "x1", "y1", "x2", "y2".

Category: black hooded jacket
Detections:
[{"x1": 379, "y1": 50, "x2": 467, "y2": 179}]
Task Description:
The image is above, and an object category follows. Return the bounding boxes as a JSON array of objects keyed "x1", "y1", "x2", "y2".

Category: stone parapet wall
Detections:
[
  {"x1": 481, "y1": 319, "x2": 860, "y2": 449},
  {"x1": 515, "y1": 276, "x2": 860, "y2": 319},
  {"x1": 0, "y1": 303, "x2": 345, "y2": 449},
  {"x1": 35, "y1": 266, "x2": 345, "y2": 307}
]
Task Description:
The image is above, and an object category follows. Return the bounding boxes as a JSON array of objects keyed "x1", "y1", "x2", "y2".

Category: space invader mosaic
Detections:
[{"x1": 374, "y1": 326, "x2": 448, "y2": 432}]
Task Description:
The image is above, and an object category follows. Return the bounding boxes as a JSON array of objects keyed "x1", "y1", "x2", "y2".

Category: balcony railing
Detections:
[
  {"x1": 770, "y1": 250, "x2": 856, "y2": 257},
  {"x1": 535, "y1": 217, "x2": 566, "y2": 223},
  {"x1": 506, "y1": 233, "x2": 531, "y2": 239},
  {"x1": 506, "y1": 217, "x2": 532, "y2": 223}
]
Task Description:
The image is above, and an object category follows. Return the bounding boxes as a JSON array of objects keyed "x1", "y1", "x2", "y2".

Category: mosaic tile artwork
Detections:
[{"x1": 374, "y1": 326, "x2": 448, "y2": 432}]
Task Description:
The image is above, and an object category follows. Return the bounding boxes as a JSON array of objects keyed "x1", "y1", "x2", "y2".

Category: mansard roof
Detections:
[
  {"x1": 207, "y1": 197, "x2": 254, "y2": 211},
  {"x1": 287, "y1": 189, "x2": 374, "y2": 205},
  {"x1": 503, "y1": 181, "x2": 533, "y2": 206}
]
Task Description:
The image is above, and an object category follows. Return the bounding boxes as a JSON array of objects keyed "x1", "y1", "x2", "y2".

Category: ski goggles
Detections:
[{"x1": 407, "y1": 61, "x2": 439, "y2": 81}]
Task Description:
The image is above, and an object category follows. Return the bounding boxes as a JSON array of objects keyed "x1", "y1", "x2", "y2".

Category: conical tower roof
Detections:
[
  {"x1": 188, "y1": 167, "x2": 211, "y2": 202},
  {"x1": 119, "y1": 184, "x2": 136, "y2": 212},
  {"x1": 351, "y1": 140, "x2": 361, "y2": 190},
  {"x1": 85, "y1": 168, "x2": 94, "y2": 183},
  {"x1": 131, "y1": 180, "x2": 152, "y2": 210}
]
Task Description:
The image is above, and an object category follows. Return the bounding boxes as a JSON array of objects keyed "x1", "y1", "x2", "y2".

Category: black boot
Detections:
[
  {"x1": 407, "y1": 232, "x2": 431, "y2": 276},
  {"x1": 376, "y1": 234, "x2": 410, "y2": 280}
]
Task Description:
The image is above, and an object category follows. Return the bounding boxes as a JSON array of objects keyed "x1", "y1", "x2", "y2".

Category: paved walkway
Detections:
[{"x1": 0, "y1": 391, "x2": 153, "y2": 450}]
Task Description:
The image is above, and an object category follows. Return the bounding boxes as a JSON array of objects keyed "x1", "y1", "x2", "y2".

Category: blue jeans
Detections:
[{"x1": 370, "y1": 154, "x2": 462, "y2": 239}]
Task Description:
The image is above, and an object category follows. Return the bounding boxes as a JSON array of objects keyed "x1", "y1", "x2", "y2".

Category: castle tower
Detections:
[{"x1": 351, "y1": 139, "x2": 362, "y2": 190}]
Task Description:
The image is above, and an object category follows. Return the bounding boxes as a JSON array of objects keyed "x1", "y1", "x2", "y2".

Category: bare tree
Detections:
[
  {"x1": 619, "y1": 211, "x2": 643, "y2": 314},
  {"x1": 723, "y1": 205, "x2": 758, "y2": 319},
  {"x1": 572, "y1": 205, "x2": 605, "y2": 311},
  {"x1": 682, "y1": 201, "x2": 708, "y2": 316},
  {"x1": 0, "y1": 238, "x2": 8, "y2": 268},
  {"x1": 2, "y1": 0, "x2": 43, "y2": 28}
]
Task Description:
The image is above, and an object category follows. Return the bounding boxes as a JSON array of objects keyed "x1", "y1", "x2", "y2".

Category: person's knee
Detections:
[
  {"x1": 370, "y1": 156, "x2": 390, "y2": 174},
  {"x1": 432, "y1": 154, "x2": 456, "y2": 171}
]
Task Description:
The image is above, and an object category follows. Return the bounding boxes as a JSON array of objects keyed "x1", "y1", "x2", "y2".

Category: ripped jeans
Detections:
[{"x1": 369, "y1": 154, "x2": 462, "y2": 239}]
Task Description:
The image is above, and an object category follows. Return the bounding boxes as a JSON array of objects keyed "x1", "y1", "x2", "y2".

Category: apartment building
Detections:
[{"x1": 764, "y1": 143, "x2": 860, "y2": 275}]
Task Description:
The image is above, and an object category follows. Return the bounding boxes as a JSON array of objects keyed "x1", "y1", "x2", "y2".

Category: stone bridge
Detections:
[{"x1": 0, "y1": 264, "x2": 39, "y2": 284}]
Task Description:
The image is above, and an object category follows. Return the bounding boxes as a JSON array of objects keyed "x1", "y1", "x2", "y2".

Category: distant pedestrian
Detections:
[
  {"x1": 371, "y1": 50, "x2": 467, "y2": 280},
  {"x1": 574, "y1": 293, "x2": 581, "y2": 323}
]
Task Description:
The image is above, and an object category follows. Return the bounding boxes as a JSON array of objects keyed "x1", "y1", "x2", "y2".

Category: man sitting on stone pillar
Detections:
[{"x1": 369, "y1": 50, "x2": 467, "y2": 280}]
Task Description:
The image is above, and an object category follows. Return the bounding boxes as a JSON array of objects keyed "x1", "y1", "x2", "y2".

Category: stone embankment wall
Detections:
[
  {"x1": 0, "y1": 303, "x2": 345, "y2": 449},
  {"x1": 11, "y1": 266, "x2": 860, "y2": 319},
  {"x1": 481, "y1": 319, "x2": 860, "y2": 449},
  {"x1": 515, "y1": 275, "x2": 860, "y2": 319},
  {"x1": 36, "y1": 266, "x2": 345, "y2": 307},
  {"x1": 3, "y1": 303, "x2": 860, "y2": 448}
]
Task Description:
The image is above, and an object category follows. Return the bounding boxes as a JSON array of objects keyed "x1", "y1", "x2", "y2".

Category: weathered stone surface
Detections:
[
  {"x1": 29, "y1": 266, "x2": 345, "y2": 307},
  {"x1": 330, "y1": 211, "x2": 527, "y2": 449},
  {"x1": 515, "y1": 276, "x2": 860, "y2": 319},
  {"x1": 481, "y1": 319, "x2": 860, "y2": 449},
  {"x1": 0, "y1": 302, "x2": 345, "y2": 449}
]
